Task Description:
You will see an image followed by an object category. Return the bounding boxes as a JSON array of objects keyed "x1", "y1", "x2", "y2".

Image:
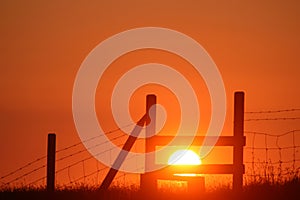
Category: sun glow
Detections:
[
  {"x1": 168, "y1": 149, "x2": 201, "y2": 165},
  {"x1": 173, "y1": 173, "x2": 202, "y2": 177}
]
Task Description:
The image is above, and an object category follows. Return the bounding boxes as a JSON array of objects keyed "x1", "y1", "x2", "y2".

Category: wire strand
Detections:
[
  {"x1": 246, "y1": 108, "x2": 300, "y2": 114},
  {"x1": 245, "y1": 117, "x2": 300, "y2": 121}
]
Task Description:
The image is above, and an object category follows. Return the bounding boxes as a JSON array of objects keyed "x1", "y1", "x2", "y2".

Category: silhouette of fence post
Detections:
[
  {"x1": 47, "y1": 133, "x2": 56, "y2": 192},
  {"x1": 233, "y1": 92, "x2": 244, "y2": 193},
  {"x1": 140, "y1": 94, "x2": 157, "y2": 193}
]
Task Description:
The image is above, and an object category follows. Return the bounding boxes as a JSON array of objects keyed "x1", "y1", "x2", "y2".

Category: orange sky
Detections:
[{"x1": 0, "y1": 0, "x2": 300, "y2": 183}]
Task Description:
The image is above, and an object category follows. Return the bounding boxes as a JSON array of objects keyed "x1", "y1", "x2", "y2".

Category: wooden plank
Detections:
[
  {"x1": 147, "y1": 164, "x2": 245, "y2": 178},
  {"x1": 148, "y1": 136, "x2": 246, "y2": 147}
]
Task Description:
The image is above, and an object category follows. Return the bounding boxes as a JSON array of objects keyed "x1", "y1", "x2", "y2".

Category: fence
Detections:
[
  {"x1": 140, "y1": 92, "x2": 245, "y2": 193},
  {"x1": 244, "y1": 108, "x2": 300, "y2": 183},
  {"x1": 1, "y1": 95, "x2": 300, "y2": 191},
  {"x1": 244, "y1": 130, "x2": 300, "y2": 182}
]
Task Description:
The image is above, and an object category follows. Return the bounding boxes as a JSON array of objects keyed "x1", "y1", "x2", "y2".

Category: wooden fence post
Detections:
[
  {"x1": 140, "y1": 94, "x2": 157, "y2": 192},
  {"x1": 47, "y1": 133, "x2": 56, "y2": 192},
  {"x1": 233, "y1": 92, "x2": 244, "y2": 193}
]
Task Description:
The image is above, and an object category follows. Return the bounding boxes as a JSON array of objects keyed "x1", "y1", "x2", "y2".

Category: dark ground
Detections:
[{"x1": 1, "y1": 178, "x2": 299, "y2": 200}]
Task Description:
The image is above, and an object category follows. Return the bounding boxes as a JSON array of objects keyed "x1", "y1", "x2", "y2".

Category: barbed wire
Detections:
[
  {"x1": 0, "y1": 123, "x2": 134, "y2": 184},
  {"x1": 245, "y1": 108, "x2": 300, "y2": 121},
  {"x1": 245, "y1": 117, "x2": 300, "y2": 121},
  {"x1": 55, "y1": 132, "x2": 127, "y2": 163},
  {"x1": 2, "y1": 139, "x2": 128, "y2": 187},
  {"x1": 55, "y1": 142, "x2": 125, "y2": 175},
  {"x1": 2, "y1": 110, "x2": 300, "y2": 188},
  {"x1": 63, "y1": 142, "x2": 127, "y2": 185},
  {"x1": 245, "y1": 108, "x2": 300, "y2": 114},
  {"x1": 0, "y1": 155, "x2": 46, "y2": 180},
  {"x1": 56, "y1": 123, "x2": 134, "y2": 154},
  {"x1": 2, "y1": 164, "x2": 46, "y2": 187}
]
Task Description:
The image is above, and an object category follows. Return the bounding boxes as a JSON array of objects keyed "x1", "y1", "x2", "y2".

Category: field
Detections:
[{"x1": 1, "y1": 175, "x2": 299, "y2": 200}]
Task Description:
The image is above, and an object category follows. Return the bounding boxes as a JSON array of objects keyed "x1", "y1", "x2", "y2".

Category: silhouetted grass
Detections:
[{"x1": 1, "y1": 175, "x2": 299, "y2": 200}]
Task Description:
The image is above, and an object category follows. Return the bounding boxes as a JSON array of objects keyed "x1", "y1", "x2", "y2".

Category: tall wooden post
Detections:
[
  {"x1": 47, "y1": 133, "x2": 56, "y2": 192},
  {"x1": 140, "y1": 94, "x2": 157, "y2": 192},
  {"x1": 233, "y1": 92, "x2": 244, "y2": 193},
  {"x1": 145, "y1": 94, "x2": 156, "y2": 172}
]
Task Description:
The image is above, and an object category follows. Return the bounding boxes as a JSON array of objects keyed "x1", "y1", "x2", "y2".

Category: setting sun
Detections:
[{"x1": 168, "y1": 149, "x2": 201, "y2": 165}]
